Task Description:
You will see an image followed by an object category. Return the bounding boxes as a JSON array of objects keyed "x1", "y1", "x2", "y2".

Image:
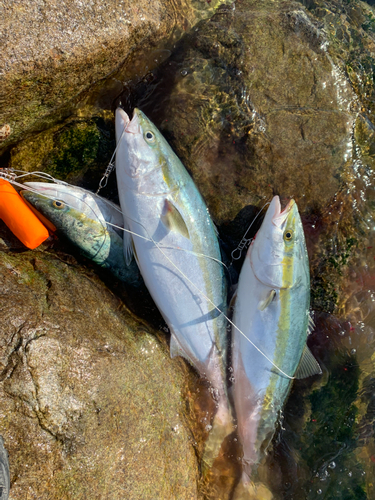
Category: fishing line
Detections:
[
  {"x1": 96, "y1": 124, "x2": 126, "y2": 194},
  {"x1": 1, "y1": 170, "x2": 294, "y2": 377},
  {"x1": 0, "y1": 172, "x2": 116, "y2": 261},
  {"x1": 2, "y1": 177, "x2": 108, "y2": 228},
  {"x1": 1, "y1": 171, "x2": 230, "y2": 272},
  {"x1": 230, "y1": 201, "x2": 270, "y2": 263},
  {"x1": 104, "y1": 219, "x2": 230, "y2": 272},
  {"x1": 122, "y1": 212, "x2": 295, "y2": 380}
]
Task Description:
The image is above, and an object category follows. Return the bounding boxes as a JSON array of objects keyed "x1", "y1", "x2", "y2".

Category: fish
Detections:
[
  {"x1": 21, "y1": 182, "x2": 142, "y2": 286},
  {"x1": 115, "y1": 107, "x2": 233, "y2": 456},
  {"x1": 231, "y1": 196, "x2": 321, "y2": 485}
]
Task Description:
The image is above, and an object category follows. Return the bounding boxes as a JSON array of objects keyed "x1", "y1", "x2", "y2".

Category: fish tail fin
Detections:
[
  {"x1": 201, "y1": 403, "x2": 234, "y2": 473},
  {"x1": 232, "y1": 473, "x2": 274, "y2": 500}
]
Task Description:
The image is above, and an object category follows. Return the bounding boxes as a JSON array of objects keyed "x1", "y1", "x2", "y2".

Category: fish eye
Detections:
[
  {"x1": 52, "y1": 200, "x2": 65, "y2": 209},
  {"x1": 144, "y1": 131, "x2": 155, "y2": 143},
  {"x1": 284, "y1": 229, "x2": 293, "y2": 241}
]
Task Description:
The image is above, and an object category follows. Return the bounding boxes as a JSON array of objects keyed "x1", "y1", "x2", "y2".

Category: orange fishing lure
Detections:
[{"x1": 0, "y1": 179, "x2": 49, "y2": 249}]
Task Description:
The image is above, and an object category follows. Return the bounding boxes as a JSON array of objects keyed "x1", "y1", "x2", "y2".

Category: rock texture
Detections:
[
  {"x1": 116, "y1": 1, "x2": 375, "y2": 498},
  {"x1": 125, "y1": 0, "x2": 375, "y2": 315},
  {"x1": 134, "y1": 0, "x2": 357, "y2": 223},
  {"x1": 2, "y1": 0, "x2": 375, "y2": 498},
  {"x1": 0, "y1": 0, "x2": 227, "y2": 151},
  {"x1": 0, "y1": 226, "x2": 199, "y2": 499}
]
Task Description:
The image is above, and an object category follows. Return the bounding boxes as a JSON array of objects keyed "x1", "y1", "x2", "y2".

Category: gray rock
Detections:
[
  {"x1": 0, "y1": 239, "x2": 199, "y2": 499},
  {"x1": 0, "y1": 0, "x2": 228, "y2": 151}
]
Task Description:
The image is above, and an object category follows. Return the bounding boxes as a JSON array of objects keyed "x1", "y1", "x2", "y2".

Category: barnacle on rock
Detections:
[{"x1": 0, "y1": 124, "x2": 11, "y2": 142}]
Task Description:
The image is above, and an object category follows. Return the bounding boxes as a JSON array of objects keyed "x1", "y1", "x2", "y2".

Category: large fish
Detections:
[
  {"x1": 232, "y1": 196, "x2": 321, "y2": 485},
  {"x1": 21, "y1": 182, "x2": 141, "y2": 286},
  {"x1": 115, "y1": 108, "x2": 233, "y2": 452}
]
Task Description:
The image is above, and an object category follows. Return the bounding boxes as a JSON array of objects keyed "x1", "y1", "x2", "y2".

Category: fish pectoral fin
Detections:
[
  {"x1": 123, "y1": 219, "x2": 134, "y2": 266},
  {"x1": 161, "y1": 199, "x2": 190, "y2": 239},
  {"x1": 258, "y1": 289, "x2": 276, "y2": 311},
  {"x1": 170, "y1": 332, "x2": 194, "y2": 366},
  {"x1": 229, "y1": 290, "x2": 237, "y2": 310},
  {"x1": 294, "y1": 345, "x2": 322, "y2": 379}
]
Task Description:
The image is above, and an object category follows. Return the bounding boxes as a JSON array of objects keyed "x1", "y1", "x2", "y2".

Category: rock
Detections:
[
  {"x1": 5, "y1": 0, "x2": 373, "y2": 314},
  {"x1": 126, "y1": 0, "x2": 374, "y2": 314},
  {"x1": 2, "y1": 0, "x2": 375, "y2": 498},
  {"x1": 8, "y1": 114, "x2": 115, "y2": 186},
  {"x1": 0, "y1": 231, "x2": 199, "y2": 499},
  {"x1": 135, "y1": 0, "x2": 357, "y2": 223},
  {"x1": 0, "y1": 0, "x2": 228, "y2": 152}
]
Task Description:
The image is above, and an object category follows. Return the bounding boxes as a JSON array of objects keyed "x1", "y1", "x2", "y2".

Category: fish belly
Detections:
[
  {"x1": 232, "y1": 259, "x2": 281, "y2": 472},
  {"x1": 126, "y1": 190, "x2": 228, "y2": 407},
  {"x1": 137, "y1": 238, "x2": 221, "y2": 366}
]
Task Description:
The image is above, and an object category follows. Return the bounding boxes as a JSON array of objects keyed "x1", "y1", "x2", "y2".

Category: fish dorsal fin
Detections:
[
  {"x1": 258, "y1": 289, "x2": 276, "y2": 311},
  {"x1": 123, "y1": 219, "x2": 134, "y2": 266},
  {"x1": 307, "y1": 313, "x2": 315, "y2": 335},
  {"x1": 161, "y1": 199, "x2": 190, "y2": 239},
  {"x1": 294, "y1": 345, "x2": 322, "y2": 379}
]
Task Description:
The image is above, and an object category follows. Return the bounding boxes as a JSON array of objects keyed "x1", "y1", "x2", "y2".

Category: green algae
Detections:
[
  {"x1": 9, "y1": 117, "x2": 114, "y2": 185},
  {"x1": 48, "y1": 122, "x2": 100, "y2": 178},
  {"x1": 302, "y1": 354, "x2": 366, "y2": 499},
  {"x1": 311, "y1": 234, "x2": 359, "y2": 313}
]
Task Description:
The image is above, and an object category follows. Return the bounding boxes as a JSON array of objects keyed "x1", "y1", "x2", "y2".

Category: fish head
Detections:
[
  {"x1": 22, "y1": 182, "x2": 123, "y2": 229},
  {"x1": 116, "y1": 108, "x2": 176, "y2": 195},
  {"x1": 21, "y1": 188, "x2": 112, "y2": 254},
  {"x1": 21, "y1": 188, "x2": 82, "y2": 234},
  {"x1": 249, "y1": 196, "x2": 308, "y2": 289}
]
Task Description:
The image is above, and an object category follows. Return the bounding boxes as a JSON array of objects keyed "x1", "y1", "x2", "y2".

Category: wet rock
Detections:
[
  {"x1": 0, "y1": 233, "x2": 199, "y2": 498},
  {"x1": 113, "y1": 1, "x2": 375, "y2": 497},
  {"x1": 8, "y1": 114, "x2": 114, "y2": 186},
  {"x1": 135, "y1": 0, "x2": 357, "y2": 224},
  {"x1": 126, "y1": 0, "x2": 375, "y2": 315},
  {"x1": 0, "y1": 0, "x2": 229, "y2": 153}
]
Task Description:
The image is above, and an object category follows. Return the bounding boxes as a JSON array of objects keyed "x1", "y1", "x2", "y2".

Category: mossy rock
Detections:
[{"x1": 8, "y1": 114, "x2": 115, "y2": 187}]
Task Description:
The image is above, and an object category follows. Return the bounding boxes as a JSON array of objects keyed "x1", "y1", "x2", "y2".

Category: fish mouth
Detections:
[
  {"x1": 271, "y1": 196, "x2": 295, "y2": 228},
  {"x1": 115, "y1": 108, "x2": 141, "y2": 135}
]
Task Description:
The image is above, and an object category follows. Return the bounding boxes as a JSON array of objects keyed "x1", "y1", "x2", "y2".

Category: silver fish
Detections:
[
  {"x1": 115, "y1": 108, "x2": 233, "y2": 447},
  {"x1": 232, "y1": 196, "x2": 321, "y2": 484},
  {"x1": 21, "y1": 182, "x2": 141, "y2": 286}
]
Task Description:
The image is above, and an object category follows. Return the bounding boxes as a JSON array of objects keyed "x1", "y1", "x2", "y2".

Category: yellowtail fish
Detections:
[
  {"x1": 115, "y1": 108, "x2": 233, "y2": 455},
  {"x1": 21, "y1": 182, "x2": 142, "y2": 286},
  {"x1": 232, "y1": 196, "x2": 321, "y2": 486}
]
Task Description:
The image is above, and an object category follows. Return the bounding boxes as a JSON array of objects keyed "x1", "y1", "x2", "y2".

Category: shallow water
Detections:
[{"x1": 2, "y1": 0, "x2": 375, "y2": 499}]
